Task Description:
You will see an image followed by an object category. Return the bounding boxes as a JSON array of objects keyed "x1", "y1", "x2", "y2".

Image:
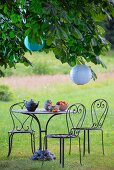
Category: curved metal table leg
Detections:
[{"x1": 30, "y1": 113, "x2": 58, "y2": 160}]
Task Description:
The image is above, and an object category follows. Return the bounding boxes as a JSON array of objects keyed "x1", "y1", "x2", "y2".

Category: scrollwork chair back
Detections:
[
  {"x1": 10, "y1": 102, "x2": 34, "y2": 131},
  {"x1": 91, "y1": 99, "x2": 109, "y2": 128},
  {"x1": 66, "y1": 103, "x2": 86, "y2": 136},
  {"x1": 8, "y1": 102, "x2": 35, "y2": 157}
]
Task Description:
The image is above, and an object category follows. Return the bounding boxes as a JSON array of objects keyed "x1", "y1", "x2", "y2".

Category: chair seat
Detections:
[
  {"x1": 46, "y1": 134, "x2": 77, "y2": 138},
  {"x1": 76, "y1": 127, "x2": 102, "y2": 131},
  {"x1": 8, "y1": 129, "x2": 35, "y2": 134}
]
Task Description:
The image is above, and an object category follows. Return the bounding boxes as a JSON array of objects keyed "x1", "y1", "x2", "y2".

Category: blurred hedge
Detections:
[{"x1": 0, "y1": 85, "x2": 13, "y2": 101}]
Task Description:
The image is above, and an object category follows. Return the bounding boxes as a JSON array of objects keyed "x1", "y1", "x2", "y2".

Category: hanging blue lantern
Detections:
[
  {"x1": 24, "y1": 36, "x2": 45, "y2": 51},
  {"x1": 70, "y1": 64, "x2": 92, "y2": 85}
]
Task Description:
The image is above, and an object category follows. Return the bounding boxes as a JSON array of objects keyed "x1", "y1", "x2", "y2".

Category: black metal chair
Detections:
[
  {"x1": 43, "y1": 103, "x2": 86, "y2": 168},
  {"x1": 78, "y1": 99, "x2": 109, "y2": 156},
  {"x1": 8, "y1": 102, "x2": 36, "y2": 157}
]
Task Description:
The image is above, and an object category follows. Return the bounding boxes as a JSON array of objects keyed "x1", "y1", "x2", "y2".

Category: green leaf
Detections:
[
  {"x1": 23, "y1": 57, "x2": 32, "y2": 66},
  {"x1": 77, "y1": 56, "x2": 85, "y2": 64},
  {"x1": 92, "y1": 12, "x2": 106, "y2": 22},
  {"x1": 46, "y1": 38, "x2": 53, "y2": 46},
  {"x1": 0, "y1": 70, "x2": 5, "y2": 77},
  {"x1": 9, "y1": 31, "x2": 15, "y2": 38},
  {"x1": 59, "y1": 27, "x2": 69, "y2": 39},
  {"x1": 91, "y1": 38, "x2": 97, "y2": 46},
  {"x1": 8, "y1": 44, "x2": 13, "y2": 48},
  {"x1": 99, "y1": 35, "x2": 108, "y2": 45},
  {"x1": 10, "y1": 14, "x2": 21, "y2": 23},
  {"x1": 95, "y1": 56, "x2": 107, "y2": 68},
  {"x1": 3, "y1": 5, "x2": 8, "y2": 14},
  {"x1": 0, "y1": 5, "x2": 3, "y2": 9},
  {"x1": 2, "y1": 33, "x2": 6, "y2": 40},
  {"x1": 90, "y1": 68, "x2": 97, "y2": 81},
  {"x1": 68, "y1": 55, "x2": 76, "y2": 66},
  {"x1": 72, "y1": 27, "x2": 83, "y2": 40},
  {"x1": 102, "y1": 9, "x2": 112, "y2": 20},
  {"x1": 97, "y1": 25, "x2": 105, "y2": 35}
]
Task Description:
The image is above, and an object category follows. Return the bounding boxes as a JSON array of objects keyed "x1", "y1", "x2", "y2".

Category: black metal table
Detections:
[{"x1": 12, "y1": 108, "x2": 66, "y2": 160}]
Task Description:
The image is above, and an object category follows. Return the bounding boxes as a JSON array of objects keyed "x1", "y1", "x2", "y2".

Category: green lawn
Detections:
[{"x1": 0, "y1": 73, "x2": 114, "y2": 169}]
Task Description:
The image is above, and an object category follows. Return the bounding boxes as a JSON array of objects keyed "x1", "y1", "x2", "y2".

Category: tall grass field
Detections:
[{"x1": 0, "y1": 51, "x2": 114, "y2": 170}]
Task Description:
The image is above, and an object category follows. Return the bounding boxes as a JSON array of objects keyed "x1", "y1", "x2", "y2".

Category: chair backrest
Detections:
[
  {"x1": 10, "y1": 102, "x2": 34, "y2": 131},
  {"x1": 91, "y1": 99, "x2": 109, "y2": 128},
  {"x1": 66, "y1": 103, "x2": 86, "y2": 135}
]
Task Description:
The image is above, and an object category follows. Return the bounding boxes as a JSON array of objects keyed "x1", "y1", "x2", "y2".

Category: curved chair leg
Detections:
[
  {"x1": 60, "y1": 138, "x2": 61, "y2": 164},
  {"x1": 101, "y1": 130, "x2": 104, "y2": 155},
  {"x1": 31, "y1": 133, "x2": 35, "y2": 154},
  {"x1": 69, "y1": 138, "x2": 72, "y2": 155},
  {"x1": 88, "y1": 130, "x2": 90, "y2": 154},
  {"x1": 60, "y1": 138, "x2": 64, "y2": 168},
  {"x1": 33, "y1": 132, "x2": 36, "y2": 153},
  {"x1": 83, "y1": 130, "x2": 86, "y2": 156},
  {"x1": 8, "y1": 133, "x2": 14, "y2": 157},
  {"x1": 78, "y1": 137, "x2": 82, "y2": 165}
]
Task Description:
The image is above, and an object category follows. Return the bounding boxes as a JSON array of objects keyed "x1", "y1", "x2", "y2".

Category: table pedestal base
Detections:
[{"x1": 31, "y1": 149, "x2": 56, "y2": 160}]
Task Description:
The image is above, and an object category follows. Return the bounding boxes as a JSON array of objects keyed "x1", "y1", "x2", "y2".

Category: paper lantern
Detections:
[
  {"x1": 70, "y1": 64, "x2": 92, "y2": 85},
  {"x1": 24, "y1": 36, "x2": 45, "y2": 51}
]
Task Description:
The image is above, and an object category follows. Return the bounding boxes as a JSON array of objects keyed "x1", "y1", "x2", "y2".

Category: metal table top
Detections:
[{"x1": 12, "y1": 108, "x2": 67, "y2": 114}]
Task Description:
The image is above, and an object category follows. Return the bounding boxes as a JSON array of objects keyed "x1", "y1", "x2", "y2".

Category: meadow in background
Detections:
[{"x1": 1, "y1": 50, "x2": 114, "y2": 77}]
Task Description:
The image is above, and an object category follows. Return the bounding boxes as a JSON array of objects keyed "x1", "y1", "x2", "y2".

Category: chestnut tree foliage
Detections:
[{"x1": 0, "y1": 0, "x2": 114, "y2": 77}]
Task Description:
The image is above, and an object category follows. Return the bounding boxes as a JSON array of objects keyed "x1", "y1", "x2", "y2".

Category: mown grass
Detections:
[{"x1": 0, "y1": 73, "x2": 114, "y2": 169}]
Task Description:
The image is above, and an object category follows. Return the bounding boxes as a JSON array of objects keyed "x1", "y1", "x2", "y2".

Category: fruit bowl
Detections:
[
  {"x1": 59, "y1": 104, "x2": 68, "y2": 111},
  {"x1": 56, "y1": 101, "x2": 68, "y2": 111}
]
